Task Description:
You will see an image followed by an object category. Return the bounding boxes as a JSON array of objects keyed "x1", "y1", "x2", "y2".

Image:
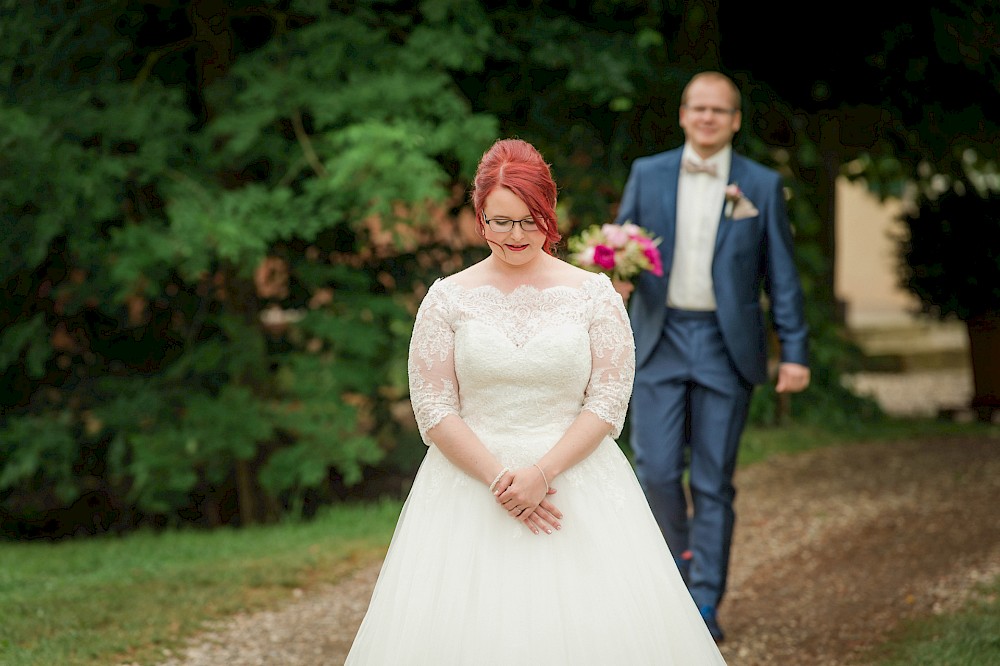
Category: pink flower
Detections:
[
  {"x1": 577, "y1": 246, "x2": 596, "y2": 266},
  {"x1": 600, "y1": 224, "x2": 629, "y2": 248},
  {"x1": 725, "y1": 184, "x2": 743, "y2": 203},
  {"x1": 643, "y1": 244, "x2": 663, "y2": 276},
  {"x1": 621, "y1": 222, "x2": 643, "y2": 238},
  {"x1": 567, "y1": 220, "x2": 663, "y2": 283},
  {"x1": 593, "y1": 244, "x2": 616, "y2": 270}
]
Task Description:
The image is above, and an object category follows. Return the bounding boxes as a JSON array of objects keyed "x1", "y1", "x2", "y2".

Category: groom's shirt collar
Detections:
[{"x1": 681, "y1": 143, "x2": 732, "y2": 182}]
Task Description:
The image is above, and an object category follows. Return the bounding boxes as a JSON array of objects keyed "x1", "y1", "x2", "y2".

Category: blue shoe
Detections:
[{"x1": 699, "y1": 604, "x2": 725, "y2": 643}]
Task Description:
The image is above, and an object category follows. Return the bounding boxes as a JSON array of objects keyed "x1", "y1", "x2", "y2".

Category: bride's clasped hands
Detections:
[{"x1": 492, "y1": 465, "x2": 562, "y2": 534}]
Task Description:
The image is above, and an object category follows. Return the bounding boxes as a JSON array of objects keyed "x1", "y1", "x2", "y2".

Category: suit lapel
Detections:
[
  {"x1": 713, "y1": 154, "x2": 748, "y2": 254},
  {"x1": 657, "y1": 151, "x2": 682, "y2": 273}
]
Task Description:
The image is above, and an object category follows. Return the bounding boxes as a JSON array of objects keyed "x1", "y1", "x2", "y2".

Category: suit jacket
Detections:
[{"x1": 615, "y1": 147, "x2": 809, "y2": 385}]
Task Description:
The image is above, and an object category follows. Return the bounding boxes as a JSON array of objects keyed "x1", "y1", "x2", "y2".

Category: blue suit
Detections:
[{"x1": 616, "y1": 147, "x2": 808, "y2": 610}]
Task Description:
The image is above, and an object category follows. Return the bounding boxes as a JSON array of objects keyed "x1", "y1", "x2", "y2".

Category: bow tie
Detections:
[{"x1": 682, "y1": 158, "x2": 718, "y2": 177}]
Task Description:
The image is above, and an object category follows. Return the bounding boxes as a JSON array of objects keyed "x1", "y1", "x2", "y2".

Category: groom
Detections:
[{"x1": 614, "y1": 71, "x2": 810, "y2": 642}]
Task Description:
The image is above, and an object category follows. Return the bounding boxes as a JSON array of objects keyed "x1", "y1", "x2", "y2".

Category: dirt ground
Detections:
[{"x1": 156, "y1": 434, "x2": 1000, "y2": 666}]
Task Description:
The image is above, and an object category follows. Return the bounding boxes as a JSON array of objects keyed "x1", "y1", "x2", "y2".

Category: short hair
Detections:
[
  {"x1": 681, "y1": 71, "x2": 742, "y2": 112},
  {"x1": 472, "y1": 138, "x2": 561, "y2": 254}
]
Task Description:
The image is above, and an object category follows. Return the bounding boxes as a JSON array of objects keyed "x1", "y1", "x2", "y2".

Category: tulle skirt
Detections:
[{"x1": 345, "y1": 432, "x2": 726, "y2": 665}]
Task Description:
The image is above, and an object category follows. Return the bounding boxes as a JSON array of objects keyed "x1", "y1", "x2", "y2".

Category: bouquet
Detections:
[{"x1": 568, "y1": 222, "x2": 663, "y2": 282}]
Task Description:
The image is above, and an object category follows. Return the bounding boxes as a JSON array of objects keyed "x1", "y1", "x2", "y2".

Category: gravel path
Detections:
[
  {"x1": 717, "y1": 435, "x2": 999, "y2": 665},
  {"x1": 155, "y1": 566, "x2": 379, "y2": 666},
  {"x1": 843, "y1": 369, "x2": 973, "y2": 418},
  {"x1": 154, "y1": 434, "x2": 999, "y2": 666}
]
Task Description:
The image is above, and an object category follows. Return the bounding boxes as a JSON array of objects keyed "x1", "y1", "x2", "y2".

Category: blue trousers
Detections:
[{"x1": 630, "y1": 308, "x2": 753, "y2": 609}]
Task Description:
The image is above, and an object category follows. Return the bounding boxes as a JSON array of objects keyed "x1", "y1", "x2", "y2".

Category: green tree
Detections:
[
  {"x1": 1, "y1": 0, "x2": 497, "y2": 532},
  {"x1": 900, "y1": 175, "x2": 1000, "y2": 421},
  {"x1": 11, "y1": 0, "x2": 960, "y2": 535},
  {"x1": 814, "y1": 0, "x2": 1000, "y2": 417}
]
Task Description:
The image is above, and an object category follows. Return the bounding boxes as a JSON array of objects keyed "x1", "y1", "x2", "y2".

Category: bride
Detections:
[{"x1": 345, "y1": 138, "x2": 727, "y2": 664}]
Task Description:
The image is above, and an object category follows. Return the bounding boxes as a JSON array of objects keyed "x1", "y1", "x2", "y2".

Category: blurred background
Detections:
[{"x1": 2, "y1": 0, "x2": 998, "y2": 539}]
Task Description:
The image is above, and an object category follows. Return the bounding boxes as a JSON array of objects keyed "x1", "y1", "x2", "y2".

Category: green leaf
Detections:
[
  {"x1": 0, "y1": 314, "x2": 49, "y2": 375},
  {"x1": 0, "y1": 413, "x2": 77, "y2": 500}
]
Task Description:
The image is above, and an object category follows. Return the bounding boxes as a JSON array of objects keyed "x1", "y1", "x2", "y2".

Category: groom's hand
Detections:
[{"x1": 775, "y1": 362, "x2": 810, "y2": 393}]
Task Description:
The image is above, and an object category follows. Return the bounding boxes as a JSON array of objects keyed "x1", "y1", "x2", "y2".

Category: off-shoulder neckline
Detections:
[{"x1": 434, "y1": 271, "x2": 609, "y2": 297}]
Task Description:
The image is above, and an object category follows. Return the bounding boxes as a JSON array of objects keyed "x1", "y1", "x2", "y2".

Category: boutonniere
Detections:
[{"x1": 724, "y1": 183, "x2": 759, "y2": 220}]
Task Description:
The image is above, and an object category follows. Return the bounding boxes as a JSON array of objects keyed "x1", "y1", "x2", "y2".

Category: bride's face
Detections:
[{"x1": 481, "y1": 187, "x2": 545, "y2": 269}]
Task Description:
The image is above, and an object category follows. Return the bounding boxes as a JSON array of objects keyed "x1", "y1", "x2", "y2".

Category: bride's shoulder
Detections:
[
  {"x1": 546, "y1": 256, "x2": 586, "y2": 280},
  {"x1": 438, "y1": 260, "x2": 490, "y2": 290},
  {"x1": 549, "y1": 257, "x2": 608, "y2": 289}
]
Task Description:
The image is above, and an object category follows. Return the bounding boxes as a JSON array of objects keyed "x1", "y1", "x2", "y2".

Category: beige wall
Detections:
[
  {"x1": 833, "y1": 177, "x2": 968, "y2": 363},
  {"x1": 834, "y1": 178, "x2": 919, "y2": 329}
]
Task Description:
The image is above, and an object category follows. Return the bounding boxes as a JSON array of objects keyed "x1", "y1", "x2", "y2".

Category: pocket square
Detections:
[
  {"x1": 724, "y1": 184, "x2": 758, "y2": 220},
  {"x1": 729, "y1": 197, "x2": 759, "y2": 220}
]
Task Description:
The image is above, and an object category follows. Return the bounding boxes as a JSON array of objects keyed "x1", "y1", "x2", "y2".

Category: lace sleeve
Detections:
[
  {"x1": 582, "y1": 275, "x2": 636, "y2": 437},
  {"x1": 407, "y1": 281, "x2": 461, "y2": 446}
]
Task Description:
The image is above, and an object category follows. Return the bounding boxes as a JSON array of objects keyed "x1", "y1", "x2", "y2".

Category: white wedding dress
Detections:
[{"x1": 345, "y1": 273, "x2": 726, "y2": 665}]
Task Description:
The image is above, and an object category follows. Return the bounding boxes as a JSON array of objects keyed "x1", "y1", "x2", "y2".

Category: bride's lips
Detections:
[{"x1": 506, "y1": 244, "x2": 529, "y2": 251}]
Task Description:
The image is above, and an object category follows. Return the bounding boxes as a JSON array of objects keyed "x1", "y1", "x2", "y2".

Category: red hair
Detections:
[{"x1": 471, "y1": 138, "x2": 561, "y2": 254}]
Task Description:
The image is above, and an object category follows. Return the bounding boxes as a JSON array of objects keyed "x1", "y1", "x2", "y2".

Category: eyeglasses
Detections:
[
  {"x1": 482, "y1": 214, "x2": 540, "y2": 233},
  {"x1": 682, "y1": 105, "x2": 738, "y2": 116}
]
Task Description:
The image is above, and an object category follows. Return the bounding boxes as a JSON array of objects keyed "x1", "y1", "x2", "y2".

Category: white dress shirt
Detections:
[{"x1": 667, "y1": 143, "x2": 732, "y2": 310}]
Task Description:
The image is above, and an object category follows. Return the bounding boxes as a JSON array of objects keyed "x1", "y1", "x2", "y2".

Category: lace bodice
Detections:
[{"x1": 407, "y1": 272, "x2": 635, "y2": 447}]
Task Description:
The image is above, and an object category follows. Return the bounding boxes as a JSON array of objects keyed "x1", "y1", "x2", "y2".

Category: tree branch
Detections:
[{"x1": 291, "y1": 110, "x2": 328, "y2": 179}]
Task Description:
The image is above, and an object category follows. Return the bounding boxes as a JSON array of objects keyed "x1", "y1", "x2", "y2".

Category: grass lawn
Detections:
[
  {"x1": 0, "y1": 499, "x2": 402, "y2": 666},
  {"x1": 863, "y1": 576, "x2": 1000, "y2": 665},
  {"x1": 739, "y1": 416, "x2": 995, "y2": 466},
  {"x1": 0, "y1": 418, "x2": 994, "y2": 665}
]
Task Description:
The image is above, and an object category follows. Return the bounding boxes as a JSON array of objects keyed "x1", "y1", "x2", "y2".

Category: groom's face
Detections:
[{"x1": 679, "y1": 79, "x2": 741, "y2": 158}]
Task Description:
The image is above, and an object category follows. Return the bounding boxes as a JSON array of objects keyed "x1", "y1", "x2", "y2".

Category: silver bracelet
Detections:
[
  {"x1": 533, "y1": 463, "x2": 549, "y2": 492},
  {"x1": 489, "y1": 467, "x2": 510, "y2": 493}
]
